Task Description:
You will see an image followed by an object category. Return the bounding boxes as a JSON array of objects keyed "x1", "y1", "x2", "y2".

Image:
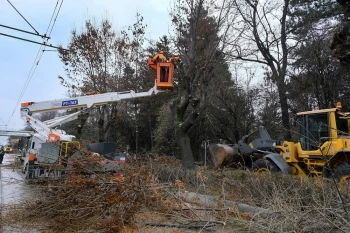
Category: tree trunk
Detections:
[
  {"x1": 76, "y1": 112, "x2": 89, "y2": 140},
  {"x1": 98, "y1": 118, "x2": 104, "y2": 142},
  {"x1": 176, "y1": 191, "x2": 271, "y2": 218},
  {"x1": 277, "y1": 82, "x2": 291, "y2": 140},
  {"x1": 97, "y1": 105, "x2": 114, "y2": 142},
  {"x1": 177, "y1": 128, "x2": 195, "y2": 170}
]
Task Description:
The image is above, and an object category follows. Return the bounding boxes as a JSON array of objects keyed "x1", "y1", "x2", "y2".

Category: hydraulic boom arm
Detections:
[
  {"x1": 21, "y1": 82, "x2": 161, "y2": 114},
  {"x1": 20, "y1": 82, "x2": 165, "y2": 142}
]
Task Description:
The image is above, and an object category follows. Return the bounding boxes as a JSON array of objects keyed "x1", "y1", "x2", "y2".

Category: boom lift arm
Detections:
[
  {"x1": 21, "y1": 82, "x2": 161, "y2": 113},
  {"x1": 20, "y1": 82, "x2": 165, "y2": 142}
]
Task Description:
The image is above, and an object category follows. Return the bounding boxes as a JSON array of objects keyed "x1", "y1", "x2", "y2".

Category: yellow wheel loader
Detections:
[
  {"x1": 251, "y1": 102, "x2": 350, "y2": 183},
  {"x1": 209, "y1": 102, "x2": 350, "y2": 184},
  {"x1": 4, "y1": 145, "x2": 13, "y2": 153}
]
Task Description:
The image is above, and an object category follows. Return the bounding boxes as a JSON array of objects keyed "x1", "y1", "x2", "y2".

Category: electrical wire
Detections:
[
  {"x1": 0, "y1": 33, "x2": 62, "y2": 49},
  {"x1": 6, "y1": 0, "x2": 39, "y2": 35},
  {"x1": 0, "y1": 24, "x2": 50, "y2": 39},
  {"x1": 6, "y1": 45, "x2": 45, "y2": 126},
  {"x1": 6, "y1": 0, "x2": 64, "y2": 126},
  {"x1": 48, "y1": 0, "x2": 63, "y2": 37},
  {"x1": 0, "y1": 118, "x2": 6, "y2": 126},
  {"x1": 45, "y1": 0, "x2": 59, "y2": 36}
]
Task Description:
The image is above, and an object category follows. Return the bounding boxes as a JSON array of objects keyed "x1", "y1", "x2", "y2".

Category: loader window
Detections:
[
  {"x1": 299, "y1": 113, "x2": 329, "y2": 150},
  {"x1": 336, "y1": 114, "x2": 349, "y2": 136}
]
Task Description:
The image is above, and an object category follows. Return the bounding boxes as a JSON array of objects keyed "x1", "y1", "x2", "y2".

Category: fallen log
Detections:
[
  {"x1": 145, "y1": 221, "x2": 218, "y2": 229},
  {"x1": 176, "y1": 191, "x2": 277, "y2": 219}
]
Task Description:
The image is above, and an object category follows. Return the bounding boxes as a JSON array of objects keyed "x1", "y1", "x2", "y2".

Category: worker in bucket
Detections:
[
  {"x1": 0, "y1": 146, "x2": 4, "y2": 164},
  {"x1": 169, "y1": 55, "x2": 181, "y2": 69},
  {"x1": 152, "y1": 49, "x2": 167, "y2": 82}
]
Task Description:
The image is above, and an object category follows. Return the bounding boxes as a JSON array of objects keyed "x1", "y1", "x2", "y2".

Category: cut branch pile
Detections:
[{"x1": 2, "y1": 156, "x2": 350, "y2": 233}]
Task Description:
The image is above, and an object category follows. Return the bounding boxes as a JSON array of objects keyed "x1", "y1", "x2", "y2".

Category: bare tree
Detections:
[
  {"x1": 58, "y1": 17, "x2": 147, "y2": 142},
  {"x1": 230, "y1": 0, "x2": 292, "y2": 140},
  {"x1": 58, "y1": 19, "x2": 124, "y2": 141}
]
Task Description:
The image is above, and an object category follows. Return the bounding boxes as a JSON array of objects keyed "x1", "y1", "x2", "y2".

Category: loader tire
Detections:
[
  {"x1": 251, "y1": 158, "x2": 280, "y2": 173},
  {"x1": 333, "y1": 164, "x2": 350, "y2": 182},
  {"x1": 332, "y1": 164, "x2": 350, "y2": 193}
]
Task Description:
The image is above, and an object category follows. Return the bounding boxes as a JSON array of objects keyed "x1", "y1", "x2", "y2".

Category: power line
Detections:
[
  {"x1": 0, "y1": 24, "x2": 50, "y2": 39},
  {"x1": 0, "y1": 33, "x2": 66, "y2": 50},
  {"x1": 0, "y1": 0, "x2": 66, "y2": 50},
  {"x1": 6, "y1": 0, "x2": 39, "y2": 34},
  {"x1": 48, "y1": 0, "x2": 63, "y2": 37},
  {"x1": 0, "y1": 118, "x2": 6, "y2": 126},
  {"x1": 7, "y1": 45, "x2": 45, "y2": 126},
  {"x1": 45, "y1": 0, "x2": 59, "y2": 36},
  {"x1": 6, "y1": 1, "x2": 65, "y2": 126}
]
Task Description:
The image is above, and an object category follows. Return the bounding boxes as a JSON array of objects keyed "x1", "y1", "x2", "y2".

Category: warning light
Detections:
[{"x1": 336, "y1": 102, "x2": 342, "y2": 109}]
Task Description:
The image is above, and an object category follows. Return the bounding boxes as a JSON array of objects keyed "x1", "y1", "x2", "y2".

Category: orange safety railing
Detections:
[
  {"x1": 148, "y1": 58, "x2": 174, "y2": 91},
  {"x1": 156, "y1": 62, "x2": 174, "y2": 90}
]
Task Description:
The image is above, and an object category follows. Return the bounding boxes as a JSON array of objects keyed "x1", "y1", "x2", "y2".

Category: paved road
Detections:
[
  {"x1": 1, "y1": 154, "x2": 26, "y2": 205},
  {"x1": 0, "y1": 154, "x2": 39, "y2": 233}
]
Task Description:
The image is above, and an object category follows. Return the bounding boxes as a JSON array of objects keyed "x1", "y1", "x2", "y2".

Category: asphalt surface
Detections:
[
  {"x1": 0, "y1": 154, "x2": 26, "y2": 205},
  {"x1": 0, "y1": 154, "x2": 39, "y2": 233}
]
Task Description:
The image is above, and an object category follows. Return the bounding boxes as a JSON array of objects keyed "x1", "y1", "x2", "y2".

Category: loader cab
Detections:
[
  {"x1": 298, "y1": 112, "x2": 329, "y2": 150},
  {"x1": 297, "y1": 104, "x2": 350, "y2": 151}
]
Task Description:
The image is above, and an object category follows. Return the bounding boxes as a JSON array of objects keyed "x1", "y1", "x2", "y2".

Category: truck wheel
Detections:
[
  {"x1": 333, "y1": 164, "x2": 350, "y2": 192},
  {"x1": 252, "y1": 158, "x2": 280, "y2": 173}
]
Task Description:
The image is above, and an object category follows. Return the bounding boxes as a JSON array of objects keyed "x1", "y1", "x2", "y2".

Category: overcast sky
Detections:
[{"x1": 0, "y1": 0, "x2": 172, "y2": 145}]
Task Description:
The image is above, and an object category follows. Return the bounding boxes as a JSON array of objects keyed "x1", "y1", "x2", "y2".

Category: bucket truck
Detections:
[{"x1": 20, "y1": 54, "x2": 178, "y2": 179}]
